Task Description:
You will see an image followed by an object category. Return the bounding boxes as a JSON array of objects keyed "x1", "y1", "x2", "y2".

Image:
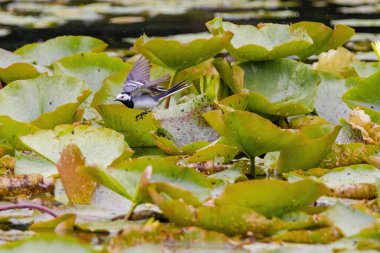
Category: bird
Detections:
[
  {"x1": 115, "y1": 57, "x2": 190, "y2": 120},
  {"x1": 121, "y1": 56, "x2": 169, "y2": 94}
]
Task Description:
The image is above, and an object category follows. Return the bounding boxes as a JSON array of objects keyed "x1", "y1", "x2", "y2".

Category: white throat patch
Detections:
[{"x1": 117, "y1": 93, "x2": 131, "y2": 101}]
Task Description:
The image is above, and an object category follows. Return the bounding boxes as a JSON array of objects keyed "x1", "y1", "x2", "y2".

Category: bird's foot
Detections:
[{"x1": 135, "y1": 110, "x2": 151, "y2": 121}]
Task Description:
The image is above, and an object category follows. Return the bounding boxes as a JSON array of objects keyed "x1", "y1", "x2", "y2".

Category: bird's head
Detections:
[{"x1": 115, "y1": 92, "x2": 131, "y2": 102}]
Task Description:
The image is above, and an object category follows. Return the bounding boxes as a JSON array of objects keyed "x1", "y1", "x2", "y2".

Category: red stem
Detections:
[{"x1": 0, "y1": 204, "x2": 58, "y2": 218}]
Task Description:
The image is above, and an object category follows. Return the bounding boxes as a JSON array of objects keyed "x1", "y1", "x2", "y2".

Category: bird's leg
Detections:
[{"x1": 135, "y1": 109, "x2": 152, "y2": 121}]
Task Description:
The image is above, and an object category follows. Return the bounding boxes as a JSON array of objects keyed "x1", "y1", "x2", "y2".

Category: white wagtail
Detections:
[{"x1": 115, "y1": 57, "x2": 191, "y2": 120}]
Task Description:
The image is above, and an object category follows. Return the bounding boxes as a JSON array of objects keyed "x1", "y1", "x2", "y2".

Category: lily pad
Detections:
[
  {"x1": 15, "y1": 36, "x2": 107, "y2": 66},
  {"x1": 153, "y1": 95, "x2": 219, "y2": 147},
  {"x1": 20, "y1": 124, "x2": 132, "y2": 167},
  {"x1": 15, "y1": 151, "x2": 56, "y2": 177},
  {"x1": 0, "y1": 74, "x2": 90, "y2": 129},
  {"x1": 353, "y1": 60, "x2": 380, "y2": 77},
  {"x1": 314, "y1": 73, "x2": 353, "y2": 124},
  {"x1": 52, "y1": 52, "x2": 131, "y2": 97},
  {"x1": 206, "y1": 17, "x2": 313, "y2": 62},
  {"x1": 319, "y1": 164, "x2": 380, "y2": 199},
  {"x1": 342, "y1": 71, "x2": 380, "y2": 112},
  {"x1": 325, "y1": 203, "x2": 375, "y2": 236},
  {"x1": 240, "y1": 59, "x2": 320, "y2": 117},
  {"x1": 212, "y1": 58, "x2": 244, "y2": 94},
  {"x1": 348, "y1": 108, "x2": 380, "y2": 145},
  {"x1": 149, "y1": 186, "x2": 271, "y2": 236},
  {"x1": 214, "y1": 179, "x2": 328, "y2": 217},
  {"x1": 291, "y1": 21, "x2": 355, "y2": 60},
  {"x1": 0, "y1": 49, "x2": 44, "y2": 83},
  {"x1": 203, "y1": 110, "x2": 298, "y2": 163},
  {"x1": 0, "y1": 235, "x2": 96, "y2": 253},
  {"x1": 82, "y1": 157, "x2": 212, "y2": 204},
  {"x1": 0, "y1": 117, "x2": 39, "y2": 148},
  {"x1": 276, "y1": 123, "x2": 341, "y2": 174},
  {"x1": 187, "y1": 143, "x2": 238, "y2": 163},
  {"x1": 133, "y1": 32, "x2": 232, "y2": 71}
]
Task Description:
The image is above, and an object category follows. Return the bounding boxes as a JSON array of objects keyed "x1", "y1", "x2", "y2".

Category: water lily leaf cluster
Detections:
[{"x1": 0, "y1": 18, "x2": 379, "y2": 253}]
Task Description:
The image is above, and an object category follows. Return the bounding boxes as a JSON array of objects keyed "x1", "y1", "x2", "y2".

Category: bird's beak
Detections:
[{"x1": 114, "y1": 99, "x2": 119, "y2": 102}]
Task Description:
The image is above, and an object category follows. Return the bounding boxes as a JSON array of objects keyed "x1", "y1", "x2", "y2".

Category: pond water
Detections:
[{"x1": 0, "y1": 0, "x2": 379, "y2": 58}]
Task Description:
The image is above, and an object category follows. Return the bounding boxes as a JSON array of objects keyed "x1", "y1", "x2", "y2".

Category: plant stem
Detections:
[
  {"x1": 249, "y1": 157, "x2": 256, "y2": 179},
  {"x1": 0, "y1": 204, "x2": 57, "y2": 217},
  {"x1": 164, "y1": 70, "x2": 178, "y2": 109}
]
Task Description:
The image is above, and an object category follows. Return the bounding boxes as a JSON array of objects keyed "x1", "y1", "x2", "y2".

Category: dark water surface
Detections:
[{"x1": 0, "y1": 0, "x2": 379, "y2": 55}]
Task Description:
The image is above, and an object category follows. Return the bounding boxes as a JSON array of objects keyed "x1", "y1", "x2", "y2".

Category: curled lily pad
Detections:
[
  {"x1": 149, "y1": 186, "x2": 271, "y2": 236},
  {"x1": 187, "y1": 143, "x2": 238, "y2": 163},
  {"x1": 212, "y1": 58, "x2": 244, "y2": 93},
  {"x1": 20, "y1": 124, "x2": 132, "y2": 167},
  {"x1": 0, "y1": 74, "x2": 89, "y2": 147},
  {"x1": 319, "y1": 164, "x2": 380, "y2": 199},
  {"x1": 241, "y1": 59, "x2": 320, "y2": 117},
  {"x1": 291, "y1": 21, "x2": 355, "y2": 60},
  {"x1": 348, "y1": 108, "x2": 380, "y2": 145},
  {"x1": 203, "y1": 110, "x2": 298, "y2": 176},
  {"x1": 15, "y1": 36, "x2": 107, "y2": 66},
  {"x1": 214, "y1": 179, "x2": 328, "y2": 217},
  {"x1": 343, "y1": 71, "x2": 380, "y2": 112},
  {"x1": 206, "y1": 17, "x2": 313, "y2": 62},
  {"x1": 52, "y1": 52, "x2": 131, "y2": 96},
  {"x1": 276, "y1": 123, "x2": 341, "y2": 174},
  {"x1": 0, "y1": 49, "x2": 44, "y2": 83},
  {"x1": 133, "y1": 32, "x2": 232, "y2": 71},
  {"x1": 82, "y1": 157, "x2": 211, "y2": 204}
]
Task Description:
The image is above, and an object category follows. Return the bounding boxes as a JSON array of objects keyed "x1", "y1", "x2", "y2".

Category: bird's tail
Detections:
[{"x1": 156, "y1": 81, "x2": 191, "y2": 100}]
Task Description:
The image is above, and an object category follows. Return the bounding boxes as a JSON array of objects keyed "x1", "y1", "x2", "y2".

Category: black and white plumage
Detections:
[
  {"x1": 122, "y1": 56, "x2": 169, "y2": 93},
  {"x1": 115, "y1": 81, "x2": 190, "y2": 110}
]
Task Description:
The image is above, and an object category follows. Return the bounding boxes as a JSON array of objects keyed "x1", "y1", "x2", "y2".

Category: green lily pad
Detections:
[
  {"x1": 206, "y1": 17, "x2": 313, "y2": 62},
  {"x1": 20, "y1": 124, "x2": 132, "y2": 167},
  {"x1": 291, "y1": 21, "x2": 355, "y2": 60},
  {"x1": 325, "y1": 203, "x2": 375, "y2": 236},
  {"x1": 212, "y1": 58, "x2": 244, "y2": 93},
  {"x1": 353, "y1": 60, "x2": 380, "y2": 77},
  {"x1": 0, "y1": 48, "x2": 44, "y2": 83},
  {"x1": 133, "y1": 32, "x2": 232, "y2": 71},
  {"x1": 314, "y1": 73, "x2": 354, "y2": 124},
  {"x1": 214, "y1": 178, "x2": 328, "y2": 217},
  {"x1": 153, "y1": 95, "x2": 219, "y2": 147},
  {"x1": 15, "y1": 151, "x2": 56, "y2": 177},
  {"x1": 0, "y1": 235, "x2": 96, "y2": 253},
  {"x1": 219, "y1": 93, "x2": 248, "y2": 111},
  {"x1": 0, "y1": 117, "x2": 39, "y2": 148},
  {"x1": 319, "y1": 164, "x2": 380, "y2": 199},
  {"x1": 271, "y1": 227, "x2": 341, "y2": 244},
  {"x1": 241, "y1": 59, "x2": 320, "y2": 117},
  {"x1": 149, "y1": 186, "x2": 271, "y2": 236},
  {"x1": 342, "y1": 71, "x2": 380, "y2": 112},
  {"x1": 203, "y1": 110, "x2": 298, "y2": 160},
  {"x1": 276, "y1": 123, "x2": 341, "y2": 174},
  {"x1": 15, "y1": 36, "x2": 107, "y2": 66},
  {"x1": 0, "y1": 74, "x2": 90, "y2": 128},
  {"x1": 82, "y1": 157, "x2": 212, "y2": 204},
  {"x1": 52, "y1": 52, "x2": 131, "y2": 97},
  {"x1": 187, "y1": 143, "x2": 238, "y2": 163}
]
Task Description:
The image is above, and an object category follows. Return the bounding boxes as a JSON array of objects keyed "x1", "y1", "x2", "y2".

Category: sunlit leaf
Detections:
[
  {"x1": 20, "y1": 124, "x2": 132, "y2": 166},
  {"x1": 292, "y1": 21, "x2": 355, "y2": 60},
  {"x1": 15, "y1": 151, "x2": 56, "y2": 177},
  {"x1": 15, "y1": 36, "x2": 107, "y2": 66},
  {"x1": 134, "y1": 32, "x2": 232, "y2": 71},
  {"x1": 241, "y1": 59, "x2": 320, "y2": 116},
  {"x1": 206, "y1": 17, "x2": 313, "y2": 61},
  {"x1": 214, "y1": 179, "x2": 328, "y2": 217},
  {"x1": 0, "y1": 116, "x2": 39, "y2": 148},
  {"x1": 212, "y1": 58, "x2": 244, "y2": 93},
  {"x1": 187, "y1": 143, "x2": 238, "y2": 163},
  {"x1": 57, "y1": 144, "x2": 96, "y2": 204}
]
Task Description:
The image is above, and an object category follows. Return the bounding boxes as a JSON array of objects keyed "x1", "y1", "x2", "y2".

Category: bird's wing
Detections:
[
  {"x1": 145, "y1": 74, "x2": 170, "y2": 89},
  {"x1": 123, "y1": 57, "x2": 150, "y2": 92}
]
